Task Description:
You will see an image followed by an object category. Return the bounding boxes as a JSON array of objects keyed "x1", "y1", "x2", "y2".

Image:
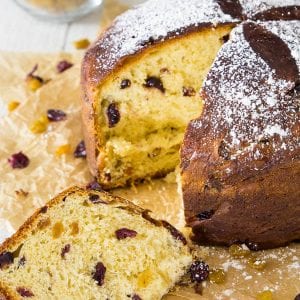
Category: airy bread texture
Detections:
[
  {"x1": 0, "y1": 187, "x2": 192, "y2": 299},
  {"x1": 86, "y1": 26, "x2": 232, "y2": 188}
]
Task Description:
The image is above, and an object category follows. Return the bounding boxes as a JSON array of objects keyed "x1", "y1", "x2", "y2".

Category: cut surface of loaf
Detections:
[{"x1": 0, "y1": 187, "x2": 192, "y2": 299}]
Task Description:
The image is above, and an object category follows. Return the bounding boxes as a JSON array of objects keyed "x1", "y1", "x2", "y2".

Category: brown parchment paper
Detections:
[{"x1": 0, "y1": 52, "x2": 299, "y2": 300}]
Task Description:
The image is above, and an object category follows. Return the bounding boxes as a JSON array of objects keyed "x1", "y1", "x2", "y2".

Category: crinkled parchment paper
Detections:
[{"x1": 0, "y1": 52, "x2": 299, "y2": 300}]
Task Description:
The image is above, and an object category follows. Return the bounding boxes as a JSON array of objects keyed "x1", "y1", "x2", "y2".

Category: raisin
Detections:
[
  {"x1": 120, "y1": 79, "x2": 131, "y2": 89},
  {"x1": 197, "y1": 210, "x2": 214, "y2": 220},
  {"x1": 8, "y1": 152, "x2": 30, "y2": 169},
  {"x1": 47, "y1": 109, "x2": 67, "y2": 122},
  {"x1": 209, "y1": 268, "x2": 226, "y2": 284},
  {"x1": 144, "y1": 76, "x2": 165, "y2": 93},
  {"x1": 57, "y1": 60, "x2": 73, "y2": 73},
  {"x1": 16, "y1": 287, "x2": 34, "y2": 297},
  {"x1": 92, "y1": 262, "x2": 106, "y2": 286},
  {"x1": 74, "y1": 141, "x2": 86, "y2": 158},
  {"x1": 40, "y1": 206, "x2": 48, "y2": 214},
  {"x1": 89, "y1": 194, "x2": 100, "y2": 203},
  {"x1": 115, "y1": 228, "x2": 138, "y2": 240},
  {"x1": 183, "y1": 86, "x2": 196, "y2": 97},
  {"x1": 132, "y1": 294, "x2": 142, "y2": 300},
  {"x1": 61, "y1": 244, "x2": 71, "y2": 259},
  {"x1": 245, "y1": 240, "x2": 260, "y2": 251},
  {"x1": 52, "y1": 222, "x2": 64, "y2": 239},
  {"x1": 86, "y1": 180, "x2": 102, "y2": 191},
  {"x1": 73, "y1": 38, "x2": 90, "y2": 49},
  {"x1": 107, "y1": 103, "x2": 120, "y2": 128},
  {"x1": 0, "y1": 252, "x2": 13, "y2": 269},
  {"x1": 222, "y1": 34, "x2": 230, "y2": 43},
  {"x1": 218, "y1": 141, "x2": 231, "y2": 160},
  {"x1": 189, "y1": 261, "x2": 209, "y2": 283},
  {"x1": 161, "y1": 221, "x2": 187, "y2": 245},
  {"x1": 70, "y1": 222, "x2": 79, "y2": 236},
  {"x1": 295, "y1": 294, "x2": 300, "y2": 300}
]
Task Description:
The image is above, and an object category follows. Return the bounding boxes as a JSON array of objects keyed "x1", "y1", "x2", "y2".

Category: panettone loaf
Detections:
[
  {"x1": 0, "y1": 187, "x2": 192, "y2": 299},
  {"x1": 181, "y1": 20, "x2": 300, "y2": 249}
]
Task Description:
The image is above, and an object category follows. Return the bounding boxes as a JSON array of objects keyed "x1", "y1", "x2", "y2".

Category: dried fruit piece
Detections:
[
  {"x1": 40, "y1": 206, "x2": 48, "y2": 214},
  {"x1": 73, "y1": 38, "x2": 90, "y2": 49},
  {"x1": 52, "y1": 222, "x2": 64, "y2": 239},
  {"x1": 47, "y1": 109, "x2": 67, "y2": 122},
  {"x1": 70, "y1": 222, "x2": 79, "y2": 236},
  {"x1": 8, "y1": 101, "x2": 20, "y2": 112},
  {"x1": 86, "y1": 180, "x2": 102, "y2": 191},
  {"x1": 61, "y1": 244, "x2": 71, "y2": 259},
  {"x1": 55, "y1": 144, "x2": 71, "y2": 156},
  {"x1": 161, "y1": 221, "x2": 187, "y2": 245},
  {"x1": 74, "y1": 141, "x2": 86, "y2": 158},
  {"x1": 209, "y1": 268, "x2": 226, "y2": 284},
  {"x1": 197, "y1": 210, "x2": 214, "y2": 220},
  {"x1": 30, "y1": 116, "x2": 49, "y2": 134},
  {"x1": 132, "y1": 294, "x2": 142, "y2": 300},
  {"x1": 8, "y1": 152, "x2": 30, "y2": 169},
  {"x1": 183, "y1": 86, "x2": 196, "y2": 97},
  {"x1": 0, "y1": 252, "x2": 13, "y2": 269},
  {"x1": 107, "y1": 103, "x2": 121, "y2": 128},
  {"x1": 92, "y1": 262, "x2": 106, "y2": 286},
  {"x1": 137, "y1": 269, "x2": 153, "y2": 288},
  {"x1": 144, "y1": 76, "x2": 165, "y2": 93},
  {"x1": 245, "y1": 240, "x2": 260, "y2": 251},
  {"x1": 115, "y1": 228, "x2": 138, "y2": 240},
  {"x1": 222, "y1": 34, "x2": 230, "y2": 43},
  {"x1": 248, "y1": 257, "x2": 267, "y2": 270},
  {"x1": 256, "y1": 290, "x2": 273, "y2": 300},
  {"x1": 57, "y1": 60, "x2": 73, "y2": 73},
  {"x1": 120, "y1": 79, "x2": 131, "y2": 89},
  {"x1": 229, "y1": 244, "x2": 250, "y2": 258},
  {"x1": 26, "y1": 65, "x2": 44, "y2": 92},
  {"x1": 294, "y1": 294, "x2": 300, "y2": 300},
  {"x1": 16, "y1": 287, "x2": 34, "y2": 297},
  {"x1": 189, "y1": 261, "x2": 209, "y2": 283}
]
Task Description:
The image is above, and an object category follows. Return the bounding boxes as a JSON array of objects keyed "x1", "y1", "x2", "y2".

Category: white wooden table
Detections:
[{"x1": 0, "y1": 0, "x2": 103, "y2": 52}]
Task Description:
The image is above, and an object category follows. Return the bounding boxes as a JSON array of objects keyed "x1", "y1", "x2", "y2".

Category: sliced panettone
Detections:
[{"x1": 0, "y1": 187, "x2": 192, "y2": 299}]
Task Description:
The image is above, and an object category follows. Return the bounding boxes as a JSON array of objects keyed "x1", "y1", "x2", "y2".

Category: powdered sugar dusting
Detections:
[{"x1": 201, "y1": 21, "x2": 299, "y2": 166}]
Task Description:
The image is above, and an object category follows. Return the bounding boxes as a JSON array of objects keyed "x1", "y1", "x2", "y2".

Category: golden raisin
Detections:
[
  {"x1": 55, "y1": 144, "x2": 71, "y2": 156},
  {"x1": 229, "y1": 244, "x2": 250, "y2": 258},
  {"x1": 73, "y1": 38, "x2": 90, "y2": 49},
  {"x1": 256, "y1": 290, "x2": 273, "y2": 300},
  {"x1": 8, "y1": 101, "x2": 20, "y2": 112},
  {"x1": 26, "y1": 77, "x2": 43, "y2": 92},
  {"x1": 209, "y1": 268, "x2": 226, "y2": 284},
  {"x1": 52, "y1": 222, "x2": 64, "y2": 239},
  {"x1": 70, "y1": 222, "x2": 79, "y2": 236},
  {"x1": 137, "y1": 269, "x2": 153, "y2": 288},
  {"x1": 248, "y1": 257, "x2": 267, "y2": 270},
  {"x1": 30, "y1": 116, "x2": 49, "y2": 134}
]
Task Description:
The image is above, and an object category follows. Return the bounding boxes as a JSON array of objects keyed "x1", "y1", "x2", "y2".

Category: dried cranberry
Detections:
[
  {"x1": 8, "y1": 152, "x2": 30, "y2": 169},
  {"x1": 294, "y1": 294, "x2": 300, "y2": 300},
  {"x1": 61, "y1": 244, "x2": 71, "y2": 259},
  {"x1": 74, "y1": 141, "x2": 86, "y2": 158},
  {"x1": 47, "y1": 109, "x2": 67, "y2": 122},
  {"x1": 120, "y1": 79, "x2": 131, "y2": 89},
  {"x1": 189, "y1": 261, "x2": 209, "y2": 283},
  {"x1": 57, "y1": 60, "x2": 73, "y2": 73},
  {"x1": 40, "y1": 206, "x2": 48, "y2": 214},
  {"x1": 183, "y1": 87, "x2": 196, "y2": 97},
  {"x1": 197, "y1": 210, "x2": 214, "y2": 220},
  {"x1": 16, "y1": 287, "x2": 34, "y2": 297},
  {"x1": 92, "y1": 262, "x2": 106, "y2": 286},
  {"x1": 107, "y1": 103, "x2": 120, "y2": 128},
  {"x1": 0, "y1": 252, "x2": 13, "y2": 269},
  {"x1": 144, "y1": 76, "x2": 165, "y2": 93},
  {"x1": 86, "y1": 180, "x2": 102, "y2": 191},
  {"x1": 245, "y1": 240, "x2": 260, "y2": 251},
  {"x1": 161, "y1": 221, "x2": 187, "y2": 245},
  {"x1": 115, "y1": 228, "x2": 138, "y2": 240},
  {"x1": 132, "y1": 294, "x2": 142, "y2": 300}
]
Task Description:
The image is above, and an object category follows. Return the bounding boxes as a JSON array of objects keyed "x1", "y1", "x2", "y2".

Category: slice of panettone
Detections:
[{"x1": 0, "y1": 187, "x2": 192, "y2": 300}]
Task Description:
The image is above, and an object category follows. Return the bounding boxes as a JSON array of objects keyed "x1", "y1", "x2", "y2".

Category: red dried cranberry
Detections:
[
  {"x1": 144, "y1": 76, "x2": 165, "y2": 93},
  {"x1": 132, "y1": 294, "x2": 142, "y2": 300},
  {"x1": 86, "y1": 180, "x2": 102, "y2": 191},
  {"x1": 47, "y1": 109, "x2": 67, "y2": 122},
  {"x1": 120, "y1": 79, "x2": 131, "y2": 89},
  {"x1": 107, "y1": 103, "x2": 120, "y2": 128},
  {"x1": 8, "y1": 152, "x2": 30, "y2": 169},
  {"x1": 74, "y1": 141, "x2": 86, "y2": 158},
  {"x1": 183, "y1": 87, "x2": 196, "y2": 97},
  {"x1": 197, "y1": 210, "x2": 214, "y2": 220},
  {"x1": 161, "y1": 221, "x2": 187, "y2": 245},
  {"x1": 189, "y1": 261, "x2": 209, "y2": 283},
  {"x1": 92, "y1": 262, "x2": 106, "y2": 286},
  {"x1": 16, "y1": 287, "x2": 34, "y2": 297},
  {"x1": 115, "y1": 228, "x2": 138, "y2": 240},
  {"x1": 0, "y1": 252, "x2": 13, "y2": 269},
  {"x1": 57, "y1": 60, "x2": 73, "y2": 73},
  {"x1": 61, "y1": 244, "x2": 71, "y2": 259}
]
